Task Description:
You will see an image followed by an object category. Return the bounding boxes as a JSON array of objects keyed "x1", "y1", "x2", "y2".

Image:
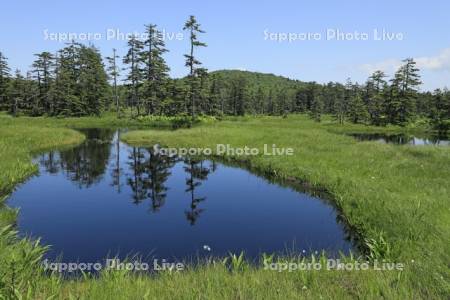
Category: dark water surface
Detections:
[
  {"x1": 349, "y1": 133, "x2": 450, "y2": 146},
  {"x1": 8, "y1": 129, "x2": 352, "y2": 263}
]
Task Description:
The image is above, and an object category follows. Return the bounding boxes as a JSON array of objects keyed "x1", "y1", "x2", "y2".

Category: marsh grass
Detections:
[
  {"x1": 123, "y1": 114, "x2": 450, "y2": 298},
  {"x1": 0, "y1": 111, "x2": 216, "y2": 130},
  {"x1": 0, "y1": 113, "x2": 449, "y2": 299}
]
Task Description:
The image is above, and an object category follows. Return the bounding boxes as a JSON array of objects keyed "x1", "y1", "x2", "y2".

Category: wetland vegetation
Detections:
[{"x1": 0, "y1": 10, "x2": 449, "y2": 300}]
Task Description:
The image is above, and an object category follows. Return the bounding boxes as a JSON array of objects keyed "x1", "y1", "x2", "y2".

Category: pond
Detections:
[
  {"x1": 349, "y1": 133, "x2": 450, "y2": 146},
  {"x1": 7, "y1": 129, "x2": 353, "y2": 265}
]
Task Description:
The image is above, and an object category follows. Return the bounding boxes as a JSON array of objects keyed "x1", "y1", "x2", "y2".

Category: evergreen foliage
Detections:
[{"x1": 0, "y1": 19, "x2": 448, "y2": 129}]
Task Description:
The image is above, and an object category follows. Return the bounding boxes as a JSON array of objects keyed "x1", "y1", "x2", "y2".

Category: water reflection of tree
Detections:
[
  {"x1": 126, "y1": 147, "x2": 175, "y2": 210},
  {"x1": 127, "y1": 147, "x2": 147, "y2": 204},
  {"x1": 110, "y1": 131, "x2": 123, "y2": 193},
  {"x1": 209, "y1": 160, "x2": 218, "y2": 173},
  {"x1": 145, "y1": 147, "x2": 175, "y2": 212},
  {"x1": 184, "y1": 158, "x2": 214, "y2": 225},
  {"x1": 59, "y1": 129, "x2": 114, "y2": 187},
  {"x1": 38, "y1": 129, "x2": 114, "y2": 188},
  {"x1": 39, "y1": 151, "x2": 61, "y2": 174}
]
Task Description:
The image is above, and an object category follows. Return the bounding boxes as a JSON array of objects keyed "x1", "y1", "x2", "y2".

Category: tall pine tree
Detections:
[
  {"x1": 333, "y1": 81, "x2": 348, "y2": 124},
  {"x1": 32, "y1": 52, "x2": 55, "y2": 115},
  {"x1": 429, "y1": 89, "x2": 450, "y2": 131},
  {"x1": 183, "y1": 15, "x2": 207, "y2": 117},
  {"x1": 106, "y1": 48, "x2": 120, "y2": 116},
  {"x1": 142, "y1": 24, "x2": 170, "y2": 115},
  {"x1": 51, "y1": 42, "x2": 108, "y2": 116},
  {"x1": 0, "y1": 51, "x2": 10, "y2": 111},
  {"x1": 388, "y1": 58, "x2": 422, "y2": 125},
  {"x1": 347, "y1": 92, "x2": 369, "y2": 124},
  {"x1": 78, "y1": 45, "x2": 108, "y2": 115},
  {"x1": 123, "y1": 35, "x2": 144, "y2": 116},
  {"x1": 365, "y1": 71, "x2": 388, "y2": 125},
  {"x1": 52, "y1": 42, "x2": 82, "y2": 115},
  {"x1": 8, "y1": 70, "x2": 27, "y2": 116},
  {"x1": 309, "y1": 86, "x2": 323, "y2": 122}
]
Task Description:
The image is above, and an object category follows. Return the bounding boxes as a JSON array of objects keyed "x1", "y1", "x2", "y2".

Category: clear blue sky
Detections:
[{"x1": 2, "y1": 0, "x2": 449, "y2": 90}]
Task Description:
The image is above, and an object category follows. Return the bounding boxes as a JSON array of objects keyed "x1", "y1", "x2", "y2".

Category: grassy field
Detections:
[
  {"x1": 0, "y1": 111, "x2": 216, "y2": 130},
  {"x1": 123, "y1": 115, "x2": 450, "y2": 298},
  {"x1": 0, "y1": 115, "x2": 85, "y2": 299},
  {"x1": 0, "y1": 113, "x2": 449, "y2": 299}
]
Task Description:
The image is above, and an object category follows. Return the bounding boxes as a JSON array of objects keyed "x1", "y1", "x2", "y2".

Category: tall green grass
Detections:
[
  {"x1": 0, "y1": 118, "x2": 84, "y2": 299},
  {"x1": 0, "y1": 113, "x2": 448, "y2": 299},
  {"x1": 0, "y1": 111, "x2": 216, "y2": 130},
  {"x1": 123, "y1": 115, "x2": 450, "y2": 298}
]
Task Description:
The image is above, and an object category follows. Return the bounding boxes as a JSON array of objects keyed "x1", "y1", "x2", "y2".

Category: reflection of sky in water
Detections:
[
  {"x1": 8, "y1": 129, "x2": 353, "y2": 264},
  {"x1": 411, "y1": 137, "x2": 450, "y2": 146},
  {"x1": 350, "y1": 133, "x2": 450, "y2": 146}
]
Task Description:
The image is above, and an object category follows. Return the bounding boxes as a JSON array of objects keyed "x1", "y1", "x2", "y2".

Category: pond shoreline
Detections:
[
  {"x1": 7, "y1": 128, "x2": 355, "y2": 264},
  {"x1": 1, "y1": 114, "x2": 449, "y2": 299}
]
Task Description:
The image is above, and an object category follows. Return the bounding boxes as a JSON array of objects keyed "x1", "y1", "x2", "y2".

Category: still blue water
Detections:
[{"x1": 7, "y1": 129, "x2": 352, "y2": 263}]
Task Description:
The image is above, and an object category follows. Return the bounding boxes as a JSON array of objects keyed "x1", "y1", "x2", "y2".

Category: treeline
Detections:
[
  {"x1": 0, "y1": 15, "x2": 449, "y2": 130},
  {"x1": 0, "y1": 16, "x2": 207, "y2": 118},
  {"x1": 0, "y1": 44, "x2": 107, "y2": 116},
  {"x1": 205, "y1": 63, "x2": 450, "y2": 130}
]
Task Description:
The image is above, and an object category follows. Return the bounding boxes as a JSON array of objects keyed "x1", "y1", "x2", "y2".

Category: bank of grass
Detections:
[
  {"x1": 320, "y1": 116, "x2": 437, "y2": 135},
  {"x1": 0, "y1": 113, "x2": 449, "y2": 299},
  {"x1": 123, "y1": 115, "x2": 450, "y2": 298},
  {"x1": 0, "y1": 111, "x2": 216, "y2": 130},
  {"x1": 0, "y1": 123, "x2": 85, "y2": 199},
  {"x1": 0, "y1": 118, "x2": 84, "y2": 298}
]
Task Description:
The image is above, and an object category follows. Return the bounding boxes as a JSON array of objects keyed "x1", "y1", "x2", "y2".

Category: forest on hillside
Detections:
[{"x1": 0, "y1": 15, "x2": 449, "y2": 130}]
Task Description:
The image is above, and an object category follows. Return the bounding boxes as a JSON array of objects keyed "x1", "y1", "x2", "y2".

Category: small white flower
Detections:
[
  {"x1": 411, "y1": 259, "x2": 415, "y2": 263},
  {"x1": 203, "y1": 245, "x2": 211, "y2": 251},
  {"x1": 302, "y1": 286, "x2": 307, "y2": 290}
]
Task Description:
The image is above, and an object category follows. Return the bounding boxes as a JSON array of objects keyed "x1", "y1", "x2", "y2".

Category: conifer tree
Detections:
[
  {"x1": 429, "y1": 89, "x2": 450, "y2": 131},
  {"x1": 333, "y1": 82, "x2": 347, "y2": 124},
  {"x1": 24, "y1": 71, "x2": 39, "y2": 114},
  {"x1": 320, "y1": 82, "x2": 333, "y2": 114},
  {"x1": 347, "y1": 92, "x2": 369, "y2": 123},
  {"x1": 123, "y1": 35, "x2": 144, "y2": 116},
  {"x1": 52, "y1": 41, "x2": 82, "y2": 115},
  {"x1": 387, "y1": 58, "x2": 422, "y2": 125},
  {"x1": 230, "y1": 76, "x2": 247, "y2": 116},
  {"x1": 208, "y1": 74, "x2": 221, "y2": 115},
  {"x1": 32, "y1": 52, "x2": 55, "y2": 115},
  {"x1": 365, "y1": 71, "x2": 388, "y2": 125},
  {"x1": 78, "y1": 45, "x2": 108, "y2": 115},
  {"x1": 309, "y1": 87, "x2": 323, "y2": 122},
  {"x1": 255, "y1": 87, "x2": 266, "y2": 114},
  {"x1": 277, "y1": 89, "x2": 289, "y2": 116},
  {"x1": 9, "y1": 69, "x2": 26, "y2": 116},
  {"x1": 51, "y1": 42, "x2": 108, "y2": 116},
  {"x1": 142, "y1": 24, "x2": 170, "y2": 115},
  {"x1": 294, "y1": 86, "x2": 308, "y2": 112},
  {"x1": 0, "y1": 51, "x2": 10, "y2": 111},
  {"x1": 305, "y1": 83, "x2": 319, "y2": 111},
  {"x1": 165, "y1": 79, "x2": 188, "y2": 116},
  {"x1": 106, "y1": 48, "x2": 120, "y2": 116},
  {"x1": 197, "y1": 67, "x2": 210, "y2": 114},
  {"x1": 183, "y1": 15, "x2": 207, "y2": 117}
]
